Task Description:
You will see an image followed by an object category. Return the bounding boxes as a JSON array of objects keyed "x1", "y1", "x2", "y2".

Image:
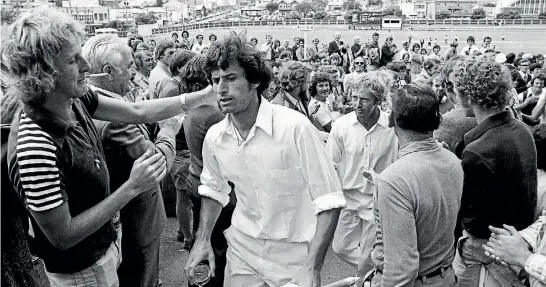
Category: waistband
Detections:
[{"x1": 376, "y1": 265, "x2": 452, "y2": 284}]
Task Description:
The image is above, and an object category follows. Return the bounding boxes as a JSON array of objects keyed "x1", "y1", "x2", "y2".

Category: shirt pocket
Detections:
[{"x1": 270, "y1": 166, "x2": 307, "y2": 197}]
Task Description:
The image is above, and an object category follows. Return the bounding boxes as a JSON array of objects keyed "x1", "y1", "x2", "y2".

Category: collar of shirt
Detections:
[
  {"x1": 464, "y1": 110, "x2": 513, "y2": 145},
  {"x1": 22, "y1": 102, "x2": 77, "y2": 141},
  {"x1": 398, "y1": 137, "x2": 439, "y2": 158},
  {"x1": 223, "y1": 97, "x2": 273, "y2": 139},
  {"x1": 88, "y1": 84, "x2": 126, "y2": 101},
  {"x1": 134, "y1": 71, "x2": 149, "y2": 84},
  {"x1": 283, "y1": 91, "x2": 307, "y2": 115},
  {"x1": 156, "y1": 61, "x2": 171, "y2": 78},
  {"x1": 349, "y1": 109, "x2": 389, "y2": 130}
]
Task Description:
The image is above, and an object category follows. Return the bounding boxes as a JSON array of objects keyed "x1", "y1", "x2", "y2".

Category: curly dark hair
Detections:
[
  {"x1": 454, "y1": 56, "x2": 511, "y2": 110},
  {"x1": 206, "y1": 34, "x2": 272, "y2": 97},
  {"x1": 308, "y1": 72, "x2": 333, "y2": 98},
  {"x1": 392, "y1": 81, "x2": 441, "y2": 133},
  {"x1": 169, "y1": 50, "x2": 196, "y2": 76},
  {"x1": 178, "y1": 55, "x2": 209, "y2": 93}
]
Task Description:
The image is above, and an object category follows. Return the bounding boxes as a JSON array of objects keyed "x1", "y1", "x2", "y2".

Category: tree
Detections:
[
  {"x1": 496, "y1": 10, "x2": 521, "y2": 19},
  {"x1": 286, "y1": 10, "x2": 302, "y2": 20},
  {"x1": 471, "y1": 7, "x2": 486, "y2": 19},
  {"x1": 105, "y1": 20, "x2": 121, "y2": 28},
  {"x1": 135, "y1": 12, "x2": 158, "y2": 24},
  {"x1": 436, "y1": 11, "x2": 450, "y2": 19},
  {"x1": 312, "y1": 0, "x2": 328, "y2": 10},
  {"x1": 155, "y1": 0, "x2": 162, "y2": 7},
  {"x1": 266, "y1": 2, "x2": 279, "y2": 13},
  {"x1": 313, "y1": 10, "x2": 328, "y2": 19},
  {"x1": 483, "y1": 3, "x2": 496, "y2": 7},
  {"x1": 342, "y1": 0, "x2": 361, "y2": 10},
  {"x1": 383, "y1": 5, "x2": 403, "y2": 17},
  {"x1": 295, "y1": 2, "x2": 316, "y2": 17},
  {"x1": 539, "y1": 11, "x2": 546, "y2": 19},
  {"x1": 369, "y1": 0, "x2": 382, "y2": 6}
]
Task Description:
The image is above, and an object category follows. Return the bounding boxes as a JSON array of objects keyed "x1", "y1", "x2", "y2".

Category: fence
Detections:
[{"x1": 143, "y1": 18, "x2": 546, "y2": 40}]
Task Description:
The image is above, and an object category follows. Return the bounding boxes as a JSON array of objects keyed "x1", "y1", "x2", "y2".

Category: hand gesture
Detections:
[
  {"x1": 127, "y1": 148, "x2": 166, "y2": 195},
  {"x1": 289, "y1": 265, "x2": 320, "y2": 287},
  {"x1": 482, "y1": 224, "x2": 533, "y2": 268},
  {"x1": 184, "y1": 240, "x2": 216, "y2": 284}
]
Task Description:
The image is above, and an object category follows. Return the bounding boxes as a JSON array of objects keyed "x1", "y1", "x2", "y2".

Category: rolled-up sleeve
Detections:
[
  {"x1": 296, "y1": 121, "x2": 345, "y2": 214},
  {"x1": 198, "y1": 136, "x2": 231, "y2": 207},
  {"x1": 525, "y1": 253, "x2": 546, "y2": 284}
]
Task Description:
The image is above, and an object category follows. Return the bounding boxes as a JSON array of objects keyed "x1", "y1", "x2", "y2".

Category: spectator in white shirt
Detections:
[
  {"x1": 327, "y1": 71, "x2": 398, "y2": 277},
  {"x1": 191, "y1": 34, "x2": 206, "y2": 54},
  {"x1": 260, "y1": 34, "x2": 274, "y2": 61},
  {"x1": 184, "y1": 35, "x2": 346, "y2": 287},
  {"x1": 460, "y1": 36, "x2": 479, "y2": 56},
  {"x1": 308, "y1": 72, "x2": 335, "y2": 132},
  {"x1": 479, "y1": 36, "x2": 494, "y2": 54}
]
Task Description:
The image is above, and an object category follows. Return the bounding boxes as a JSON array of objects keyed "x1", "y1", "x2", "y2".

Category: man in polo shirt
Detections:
[
  {"x1": 149, "y1": 39, "x2": 176, "y2": 99},
  {"x1": 184, "y1": 35, "x2": 346, "y2": 287},
  {"x1": 83, "y1": 34, "x2": 183, "y2": 287},
  {"x1": 271, "y1": 61, "x2": 313, "y2": 119},
  {"x1": 370, "y1": 82, "x2": 462, "y2": 286},
  {"x1": 452, "y1": 56, "x2": 537, "y2": 286},
  {"x1": 327, "y1": 72, "x2": 398, "y2": 277}
]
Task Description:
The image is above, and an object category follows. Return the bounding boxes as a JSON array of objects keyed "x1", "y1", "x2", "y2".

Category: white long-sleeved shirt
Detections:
[
  {"x1": 326, "y1": 111, "x2": 398, "y2": 195},
  {"x1": 198, "y1": 99, "x2": 346, "y2": 243}
]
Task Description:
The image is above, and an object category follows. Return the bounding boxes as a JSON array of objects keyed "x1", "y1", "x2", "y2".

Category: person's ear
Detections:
[
  {"x1": 251, "y1": 83, "x2": 259, "y2": 89},
  {"x1": 102, "y1": 65, "x2": 114, "y2": 79}
]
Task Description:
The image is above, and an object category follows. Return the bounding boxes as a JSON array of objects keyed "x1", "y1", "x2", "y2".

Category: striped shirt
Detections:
[
  {"x1": 7, "y1": 90, "x2": 116, "y2": 273},
  {"x1": 13, "y1": 112, "x2": 63, "y2": 211}
]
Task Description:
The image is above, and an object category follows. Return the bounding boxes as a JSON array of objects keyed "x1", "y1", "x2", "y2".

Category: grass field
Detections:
[{"x1": 176, "y1": 26, "x2": 546, "y2": 54}]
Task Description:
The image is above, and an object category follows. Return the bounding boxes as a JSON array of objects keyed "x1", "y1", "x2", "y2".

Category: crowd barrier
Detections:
[{"x1": 142, "y1": 18, "x2": 546, "y2": 41}]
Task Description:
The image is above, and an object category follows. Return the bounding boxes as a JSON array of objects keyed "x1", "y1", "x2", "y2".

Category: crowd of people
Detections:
[{"x1": 1, "y1": 6, "x2": 545, "y2": 287}]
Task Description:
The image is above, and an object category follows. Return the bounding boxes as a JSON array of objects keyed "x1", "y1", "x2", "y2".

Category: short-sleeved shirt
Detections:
[{"x1": 7, "y1": 90, "x2": 116, "y2": 273}]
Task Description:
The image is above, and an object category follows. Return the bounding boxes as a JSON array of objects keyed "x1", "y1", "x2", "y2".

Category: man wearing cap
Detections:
[{"x1": 444, "y1": 41, "x2": 458, "y2": 62}]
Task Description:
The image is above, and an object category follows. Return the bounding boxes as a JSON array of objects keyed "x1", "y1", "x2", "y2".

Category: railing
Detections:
[{"x1": 142, "y1": 18, "x2": 545, "y2": 40}]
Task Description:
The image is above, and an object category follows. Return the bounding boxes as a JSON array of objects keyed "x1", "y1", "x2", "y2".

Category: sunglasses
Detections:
[{"x1": 355, "y1": 62, "x2": 365, "y2": 65}]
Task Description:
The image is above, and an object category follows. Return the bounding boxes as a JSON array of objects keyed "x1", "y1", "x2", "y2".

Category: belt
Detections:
[{"x1": 376, "y1": 265, "x2": 451, "y2": 284}]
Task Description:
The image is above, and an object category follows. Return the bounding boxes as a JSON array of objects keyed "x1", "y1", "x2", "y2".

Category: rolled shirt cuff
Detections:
[
  {"x1": 312, "y1": 191, "x2": 346, "y2": 215},
  {"x1": 198, "y1": 184, "x2": 231, "y2": 207}
]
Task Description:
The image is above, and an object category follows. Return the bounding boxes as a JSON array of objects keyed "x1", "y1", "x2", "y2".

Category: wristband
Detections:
[{"x1": 179, "y1": 95, "x2": 189, "y2": 113}]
